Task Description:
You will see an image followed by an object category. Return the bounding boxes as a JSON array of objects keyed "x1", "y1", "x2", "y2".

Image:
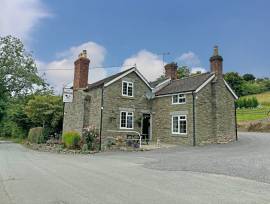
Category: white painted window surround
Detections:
[
  {"x1": 122, "y1": 81, "x2": 133, "y2": 97},
  {"x1": 120, "y1": 111, "x2": 133, "y2": 129},
  {"x1": 172, "y1": 94, "x2": 186, "y2": 104},
  {"x1": 172, "y1": 115, "x2": 187, "y2": 135}
]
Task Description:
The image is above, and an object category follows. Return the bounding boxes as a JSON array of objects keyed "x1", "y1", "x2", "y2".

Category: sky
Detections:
[{"x1": 1, "y1": 0, "x2": 270, "y2": 91}]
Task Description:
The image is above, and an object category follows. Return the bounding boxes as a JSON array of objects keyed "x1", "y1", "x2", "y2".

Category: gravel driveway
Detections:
[{"x1": 0, "y1": 132, "x2": 270, "y2": 204}]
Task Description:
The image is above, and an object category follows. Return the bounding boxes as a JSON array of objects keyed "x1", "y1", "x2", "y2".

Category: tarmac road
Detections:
[{"x1": 0, "y1": 132, "x2": 270, "y2": 204}]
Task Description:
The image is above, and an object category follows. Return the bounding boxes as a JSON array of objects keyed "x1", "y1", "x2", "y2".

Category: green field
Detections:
[{"x1": 237, "y1": 92, "x2": 270, "y2": 122}]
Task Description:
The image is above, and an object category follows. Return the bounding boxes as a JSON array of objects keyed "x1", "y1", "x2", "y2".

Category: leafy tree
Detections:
[
  {"x1": 25, "y1": 95, "x2": 63, "y2": 138},
  {"x1": 243, "y1": 74, "x2": 256, "y2": 81},
  {"x1": 0, "y1": 35, "x2": 46, "y2": 96},
  {"x1": 241, "y1": 82, "x2": 266, "y2": 95},
  {"x1": 177, "y1": 66, "x2": 190, "y2": 79},
  {"x1": 224, "y1": 72, "x2": 244, "y2": 96}
]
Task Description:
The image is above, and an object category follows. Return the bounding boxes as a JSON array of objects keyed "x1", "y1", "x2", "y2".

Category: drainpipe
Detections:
[
  {"x1": 234, "y1": 101, "x2": 238, "y2": 141},
  {"x1": 192, "y1": 92, "x2": 196, "y2": 146},
  {"x1": 99, "y1": 86, "x2": 104, "y2": 151}
]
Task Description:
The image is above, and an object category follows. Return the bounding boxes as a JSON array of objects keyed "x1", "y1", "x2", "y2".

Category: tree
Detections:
[
  {"x1": 0, "y1": 35, "x2": 46, "y2": 96},
  {"x1": 224, "y1": 72, "x2": 244, "y2": 96},
  {"x1": 243, "y1": 74, "x2": 256, "y2": 81},
  {"x1": 24, "y1": 95, "x2": 63, "y2": 137},
  {"x1": 177, "y1": 66, "x2": 190, "y2": 79}
]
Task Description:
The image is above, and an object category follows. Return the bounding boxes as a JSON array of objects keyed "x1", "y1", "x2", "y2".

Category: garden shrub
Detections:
[
  {"x1": 104, "y1": 137, "x2": 116, "y2": 149},
  {"x1": 28, "y1": 127, "x2": 44, "y2": 144},
  {"x1": 62, "y1": 131, "x2": 80, "y2": 149},
  {"x1": 81, "y1": 144, "x2": 88, "y2": 152},
  {"x1": 81, "y1": 127, "x2": 99, "y2": 150},
  {"x1": 116, "y1": 135, "x2": 125, "y2": 147}
]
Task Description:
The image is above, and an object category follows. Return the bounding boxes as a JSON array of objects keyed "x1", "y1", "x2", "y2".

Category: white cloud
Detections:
[
  {"x1": 191, "y1": 67, "x2": 207, "y2": 74},
  {"x1": 177, "y1": 51, "x2": 201, "y2": 67},
  {"x1": 38, "y1": 41, "x2": 107, "y2": 93},
  {"x1": 177, "y1": 51, "x2": 207, "y2": 74},
  {"x1": 122, "y1": 50, "x2": 164, "y2": 82},
  {"x1": 0, "y1": 0, "x2": 49, "y2": 41}
]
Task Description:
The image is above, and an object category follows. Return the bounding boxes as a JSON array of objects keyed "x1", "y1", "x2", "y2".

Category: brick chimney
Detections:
[
  {"x1": 210, "y1": 46, "x2": 223, "y2": 76},
  {"x1": 73, "y1": 50, "x2": 90, "y2": 90},
  {"x1": 165, "y1": 62, "x2": 178, "y2": 80}
]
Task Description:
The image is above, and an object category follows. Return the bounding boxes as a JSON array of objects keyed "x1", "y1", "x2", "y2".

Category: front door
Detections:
[{"x1": 142, "y1": 114, "x2": 150, "y2": 143}]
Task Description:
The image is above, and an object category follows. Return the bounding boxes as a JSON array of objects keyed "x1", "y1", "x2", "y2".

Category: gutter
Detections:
[
  {"x1": 234, "y1": 101, "x2": 238, "y2": 141},
  {"x1": 192, "y1": 92, "x2": 196, "y2": 146},
  {"x1": 99, "y1": 86, "x2": 104, "y2": 151}
]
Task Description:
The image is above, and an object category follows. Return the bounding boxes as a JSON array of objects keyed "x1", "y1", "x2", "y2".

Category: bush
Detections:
[
  {"x1": 104, "y1": 137, "x2": 116, "y2": 149},
  {"x1": 81, "y1": 127, "x2": 99, "y2": 150},
  {"x1": 116, "y1": 135, "x2": 125, "y2": 147},
  {"x1": 28, "y1": 127, "x2": 44, "y2": 144},
  {"x1": 236, "y1": 97, "x2": 259, "y2": 109},
  {"x1": 62, "y1": 131, "x2": 80, "y2": 149}
]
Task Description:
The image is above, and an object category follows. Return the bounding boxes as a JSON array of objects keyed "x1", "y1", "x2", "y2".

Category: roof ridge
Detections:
[
  {"x1": 88, "y1": 67, "x2": 135, "y2": 86},
  {"x1": 155, "y1": 72, "x2": 214, "y2": 96},
  {"x1": 173, "y1": 72, "x2": 212, "y2": 81}
]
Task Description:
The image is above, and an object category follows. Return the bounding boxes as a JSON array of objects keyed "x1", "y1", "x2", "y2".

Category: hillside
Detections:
[{"x1": 237, "y1": 91, "x2": 270, "y2": 122}]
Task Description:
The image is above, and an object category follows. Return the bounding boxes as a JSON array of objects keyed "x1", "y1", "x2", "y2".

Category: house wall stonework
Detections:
[
  {"x1": 63, "y1": 88, "x2": 102, "y2": 134},
  {"x1": 213, "y1": 77, "x2": 236, "y2": 143},
  {"x1": 101, "y1": 72, "x2": 152, "y2": 140},
  {"x1": 63, "y1": 90, "x2": 85, "y2": 134},
  {"x1": 151, "y1": 94, "x2": 194, "y2": 145},
  {"x1": 195, "y1": 82, "x2": 216, "y2": 144}
]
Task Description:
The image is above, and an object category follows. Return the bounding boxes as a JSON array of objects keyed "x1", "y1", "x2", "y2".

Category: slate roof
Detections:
[
  {"x1": 155, "y1": 72, "x2": 214, "y2": 96},
  {"x1": 86, "y1": 67, "x2": 135, "y2": 90},
  {"x1": 149, "y1": 77, "x2": 168, "y2": 88}
]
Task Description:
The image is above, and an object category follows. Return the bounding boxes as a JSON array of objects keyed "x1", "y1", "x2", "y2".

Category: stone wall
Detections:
[
  {"x1": 195, "y1": 82, "x2": 216, "y2": 144},
  {"x1": 101, "y1": 72, "x2": 152, "y2": 140},
  {"x1": 63, "y1": 88, "x2": 102, "y2": 134},
  {"x1": 63, "y1": 90, "x2": 85, "y2": 134},
  {"x1": 213, "y1": 77, "x2": 236, "y2": 143},
  {"x1": 151, "y1": 94, "x2": 194, "y2": 145}
]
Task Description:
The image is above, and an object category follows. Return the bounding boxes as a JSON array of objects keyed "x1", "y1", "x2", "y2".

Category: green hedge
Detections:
[
  {"x1": 236, "y1": 97, "x2": 259, "y2": 109},
  {"x1": 62, "y1": 131, "x2": 80, "y2": 149},
  {"x1": 28, "y1": 127, "x2": 44, "y2": 144}
]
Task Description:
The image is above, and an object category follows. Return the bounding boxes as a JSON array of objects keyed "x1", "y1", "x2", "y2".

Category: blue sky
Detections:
[{"x1": 1, "y1": 0, "x2": 270, "y2": 90}]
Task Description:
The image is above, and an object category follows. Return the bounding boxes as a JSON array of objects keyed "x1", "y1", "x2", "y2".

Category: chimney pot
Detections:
[
  {"x1": 210, "y1": 46, "x2": 223, "y2": 76},
  {"x1": 73, "y1": 50, "x2": 90, "y2": 90},
  {"x1": 165, "y1": 62, "x2": 178, "y2": 80}
]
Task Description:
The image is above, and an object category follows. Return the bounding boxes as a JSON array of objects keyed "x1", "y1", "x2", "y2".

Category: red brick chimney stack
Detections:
[
  {"x1": 165, "y1": 62, "x2": 178, "y2": 80},
  {"x1": 73, "y1": 50, "x2": 90, "y2": 90},
  {"x1": 210, "y1": 46, "x2": 223, "y2": 76}
]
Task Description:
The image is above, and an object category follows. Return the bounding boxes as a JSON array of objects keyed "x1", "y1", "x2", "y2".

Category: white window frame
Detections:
[
  {"x1": 122, "y1": 81, "x2": 133, "y2": 97},
  {"x1": 172, "y1": 94, "x2": 186, "y2": 104},
  {"x1": 171, "y1": 115, "x2": 187, "y2": 135},
  {"x1": 120, "y1": 111, "x2": 134, "y2": 129}
]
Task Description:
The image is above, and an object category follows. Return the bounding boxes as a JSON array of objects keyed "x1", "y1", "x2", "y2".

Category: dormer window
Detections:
[
  {"x1": 172, "y1": 94, "x2": 186, "y2": 104},
  {"x1": 122, "y1": 81, "x2": 133, "y2": 97}
]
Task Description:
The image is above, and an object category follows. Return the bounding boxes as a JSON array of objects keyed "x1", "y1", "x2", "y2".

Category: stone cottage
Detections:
[{"x1": 63, "y1": 46, "x2": 238, "y2": 147}]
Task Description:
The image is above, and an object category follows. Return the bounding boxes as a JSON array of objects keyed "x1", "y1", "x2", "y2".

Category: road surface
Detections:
[{"x1": 0, "y1": 132, "x2": 270, "y2": 204}]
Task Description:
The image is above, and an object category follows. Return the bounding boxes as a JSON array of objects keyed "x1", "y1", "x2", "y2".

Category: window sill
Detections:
[
  {"x1": 121, "y1": 96, "x2": 135, "y2": 100},
  {"x1": 172, "y1": 102, "x2": 186, "y2": 105},
  {"x1": 171, "y1": 133, "x2": 188, "y2": 138},
  {"x1": 119, "y1": 128, "x2": 134, "y2": 130}
]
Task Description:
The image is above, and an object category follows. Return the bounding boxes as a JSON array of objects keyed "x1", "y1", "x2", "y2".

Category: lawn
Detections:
[{"x1": 237, "y1": 91, "x2": 270, "y2": 122}]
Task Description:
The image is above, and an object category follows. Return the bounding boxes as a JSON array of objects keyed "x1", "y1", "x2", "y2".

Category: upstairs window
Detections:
[
  {"x1": 172, "y1": 94, "x2": 186, "y2": 104},
  {"x1": 120, "y1": 111, "x2": 133, "y2": 129},
  {"x1": 122, "y1": 81, "x2": 133, "y2": 97},
  {"x1": 172, "y1": 115, "x2": 187, "y2": 134}
]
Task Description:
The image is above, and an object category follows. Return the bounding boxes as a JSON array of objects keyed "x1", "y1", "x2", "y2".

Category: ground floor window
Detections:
[
  {"x1": 120, "y1": 111, "x2": 133, "y2": 129},
  {"x1": 172, "y1": 115, "x2": 187, "y2": 134}
]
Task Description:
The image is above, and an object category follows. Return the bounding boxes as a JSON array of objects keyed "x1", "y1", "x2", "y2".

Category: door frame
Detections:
[{"x1": 141, "y1": 113, "x2": 152, "y2": 141}]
